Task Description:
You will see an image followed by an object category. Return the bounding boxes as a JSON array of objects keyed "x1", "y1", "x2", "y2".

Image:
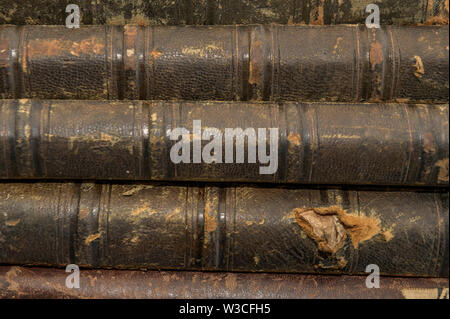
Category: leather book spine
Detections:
[
  {"x1": 0, "y1": 266, "x2": 448, "y2": 299},
  {"x1": 0, "y1": 100, "x2": 448, "y2": 186},
  {"x1": 0, "y1": 25, "x2": 448, "y2": 102},
  {"x1": 0, "y1": 182, "x2": 448, "y2": 277},
  {"x1": 0, "y1": 0, "x2": 448, "y2": 26}
]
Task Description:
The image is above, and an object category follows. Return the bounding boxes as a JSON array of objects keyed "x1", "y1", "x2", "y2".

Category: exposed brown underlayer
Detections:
[{"x1": 291, "y1": 206, "x2": 383, "y2": 253}]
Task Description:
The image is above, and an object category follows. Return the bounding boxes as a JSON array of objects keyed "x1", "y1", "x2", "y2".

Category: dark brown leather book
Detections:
[
  {"x1": 0, "y1": 25, "x2": 448, "y2": 102},
  {"x1": 0, "y1": 182, "x2": 448, "y2": 277},
  {"x1": 1, "y1": 100, "x2": 448, "y2": 186},
  {"x1": 0, "y1": 0, "x2": 448, "y2": 26},
  {"x1": 0, "y1": 266, "x2": 448, "y2": 299}
]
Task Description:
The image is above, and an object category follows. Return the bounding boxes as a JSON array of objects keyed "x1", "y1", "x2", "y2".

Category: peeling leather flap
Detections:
[{"x1": 291, "y1": 206, "x2": 382, "y2": 253}]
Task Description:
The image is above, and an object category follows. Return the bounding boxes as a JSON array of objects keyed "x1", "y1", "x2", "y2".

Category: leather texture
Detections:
[
  {"x1": 0, "y1": 25, "x2": 448, "y2": 102},
  {"x1": 0, "y1": 100, "x2": 448, "y2": 186},
  {"x1": 0, "y1": 0, "x2": 448, "y2": 26},
  {"x1": 0, "y1": 182, "x2": 448, "y2": 277},
  {"x1": 0, "y1": 266, "x2": 448, "y2": 299}
]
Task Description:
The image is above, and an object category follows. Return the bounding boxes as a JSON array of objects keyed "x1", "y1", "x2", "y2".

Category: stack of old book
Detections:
[{"x1": 0, "y1": 1, "x2": 448, "y2": 299}]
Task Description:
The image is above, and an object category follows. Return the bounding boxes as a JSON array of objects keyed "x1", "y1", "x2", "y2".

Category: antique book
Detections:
[
  {"x1": 0, "y1": 182, "x2": 448, "y2": 277},
  {"x1": 0, "y1": 266, "x2": 448, "y2": 299},
  {"x1": 0, "y1": 0, "x2": 448, "y2": 26},
  {"x1": 0, "y1": 100, "x2": 448, "y2": 186},
  {"x1": 0, "y1": 25, "x2": 448, "y2": 102}
]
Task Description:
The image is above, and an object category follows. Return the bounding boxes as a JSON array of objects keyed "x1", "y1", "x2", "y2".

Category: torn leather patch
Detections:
[{"x1": 291, "y1": 205, "x2": 382, "y2": 254}]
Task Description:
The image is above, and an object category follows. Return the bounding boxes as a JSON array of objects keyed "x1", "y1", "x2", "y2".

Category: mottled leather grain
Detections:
[
  {"x1": 0, "y1": 25, "x2": 448, "y2": 102},
  {"x1": 0, "y1": 266, "x2": 448, "y2": 299},
  {"x1": 0, "y1": 0, "x2": 448, "y2": 26},
  {"x1": 0, "y1": 100, "x2": 448, "y2": 186},
  {"x1": 0, "y1": 182, "x2": 448, "y2": 277}
]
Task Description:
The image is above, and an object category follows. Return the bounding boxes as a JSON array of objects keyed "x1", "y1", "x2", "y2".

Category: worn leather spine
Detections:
[
  {"x1": 0, "y1": 100, "x2": 448, "y2": 186},
  {"x1": 0, "y1": 25, "x2": 448, "y2": 102},
  {"x1": 0, "y1": 266, "x2": 448, "y2": 299},
  {"x1": 0, "y1": 182, "x2": 448, "y2": 277},
  {"x1": 0, "y1": 0, "x2": 449, "y2": 26}
]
